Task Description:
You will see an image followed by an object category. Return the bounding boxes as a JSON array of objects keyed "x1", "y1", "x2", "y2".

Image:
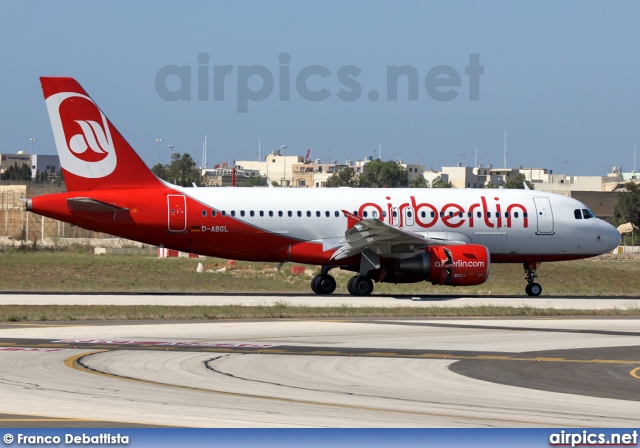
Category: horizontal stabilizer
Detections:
[{"x1": 67, "y1": 197, "x2": 129, "y2": 214}]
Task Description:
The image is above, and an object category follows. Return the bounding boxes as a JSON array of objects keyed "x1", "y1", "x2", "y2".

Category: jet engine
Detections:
[{"x1": 396, "y1": 244, "x2": 490, "y2": 286}]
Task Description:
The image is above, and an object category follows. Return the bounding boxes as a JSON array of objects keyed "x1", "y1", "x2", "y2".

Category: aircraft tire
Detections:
[
  {"x1": 350, "y1": 276, "x2": 373, "y2": 296},
  {"x1": 315, "y1": 274, "x2": 336, "y2": 295},
  {"x1": 525, "y1": 282, "x2": 542, "y2": 297},
  {"x1": 310, "y1": 275, "x2": 321, "y2": 294},
  {"x1": 347, "y1": 276, "x2": 358, "y2": 295}
]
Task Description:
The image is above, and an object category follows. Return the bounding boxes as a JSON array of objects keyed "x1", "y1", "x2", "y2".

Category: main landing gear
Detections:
[
  {"x1": 524, "y1": 262, "x2": 542, "y2": 297},
  {"x1": 310, "y1": 267, "x2": 374, "y2": 296}
]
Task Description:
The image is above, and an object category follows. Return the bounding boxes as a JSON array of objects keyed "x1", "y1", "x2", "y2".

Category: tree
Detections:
[
  {"x1": 152, "y1": 153, "x2": 203, "y2": 187},
  {"x1": 430, "y1": 176, "x2": 452, "y2": 188},
  {"x1": 504, "y1": 173, "x2": 534, "y2": 189},
  {"x1": 408, "y1": 176, "x2": 430, "y2": 188},
  {"x1": 326, "y1": 167, "x2": 359, "y2": 187},
  {"x1": 245, "y1": 176, "x2": 269, "y2": 187},
  {"x1": 0, "y1": 163, "x2": 31, "y2": 181},
  {"x1": 358, "y1": 159, "x2": 408, "y2": 188},
  {"x1": 613, "y1": 182, "x2": 640, "y2": 229}
]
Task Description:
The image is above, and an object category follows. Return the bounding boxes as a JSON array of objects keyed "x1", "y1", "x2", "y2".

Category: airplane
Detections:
[{"x1": 27, "y1": 77, "x2": 621, "y2": 297}]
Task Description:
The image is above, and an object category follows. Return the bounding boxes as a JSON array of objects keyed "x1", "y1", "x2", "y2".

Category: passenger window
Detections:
[
  {"x1": 231, "y1": 211, "x2": 236, "y2": 217},
  {"x1": 211, "y1": 210, "x2": 217, "y2": 217},
  {"x1": 421, "y1": 211, "x2": 426, "y2": 218},
  {"x1": 393, "y1": 210, "x2": 398, "y2": 218},
  {"x1": 363, "y1": 211, "x2": 368, "y2": 218},
  {"x1": 514, "y1": 212, "x2": 519, "y2": 218},
  {"x1": 449, "y1": 212, "x2": 454, "y2": 218},
  {"x1": 268, "y1": 211, "x2": 273, "y2": 217},
  {"x1": 221, "y1": 211, "x2": 226, "y2": 217},
  {"x1": 316, "y1": 211, "x2": 321, "y2": 217},
  {"x1": 201, "y1": 210, "x2": 207, "y2": 217},
  {"x1": 487, "y1": 212, "x2": 491, "y2": 218},
  {"x1": 354, "y1": 211, "x2": 359, "y2": 217},
  {"x1": 407, "y1": 211, "x2": 413, "y2": 218},
  {"x1": 459, "y1": 212, "x2": 464, "y2": 218},
  {"x1": 439, "y1": 212, "x2": 444, "y2": 218},
  {"x1": 431, "y1": 211, "x2": 435, "y2": 218},
  {"x1": 467, "y1": 212, "x2": 472, "y2": 218},
  {"x1": 504, "y1": 212, "x2": 510, "y2": 218},
  {"x1": 278, "y1": 211, "x2": 283, "y2": 217},
  {"x1": 574, "y1": 209, "x2": 582, "y2": 219},
  {"x1": 307, "y1": 211, "x2": 311, "y2": 217},
  {"x1": 523, "y1": 212, "x2": 528, "y2": 218},
  {"x1": 250, "y1": 211, "x2": 255, "y2": 217},
  {"x1": 287, "y1": 211, "x2": 292, "y2": 217},
  {"x1": 382, "y1": 211, "x2": 387, "y2": 218},
  {"x1": 259, "y1": 211, "x2": 264, "y2": 217},
  {"x1": 335, "y1": 211, "x2": 340, "y2": 217},
  {"x1": 325, "y1": 211, "x2": 330, "y2": 217},
  {"x1": 582, "y1": 209, "x2": 593, "y2": 219},
  {"x1": 240, "y1": 210, "x2": 245, "y2": 217},
  {"x1": 477, "y1": 211, "x2": 481, "y2": 218},
  {"x1": 297, "y1": 211, "x2": 302, "y2": 217}
]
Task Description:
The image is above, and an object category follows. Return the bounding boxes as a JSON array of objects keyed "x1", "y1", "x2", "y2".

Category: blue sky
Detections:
[{"x1": 1, "y1": 1, "x2": 639, "y2": 175}]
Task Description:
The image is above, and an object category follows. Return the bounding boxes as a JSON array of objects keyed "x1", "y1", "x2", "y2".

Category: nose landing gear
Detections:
[{"x1": 524, "y1": 262, "x2": 542, "y2": 296}]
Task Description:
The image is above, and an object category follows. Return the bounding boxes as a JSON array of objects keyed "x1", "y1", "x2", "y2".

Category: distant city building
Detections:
[
  {"x1": 0, "y1": 152, "x2": 31, "y2": 174},
  {"x1": 31, "y1": 154, "x2": 61, "y2": 180},
  {"x1": 236, "y1": 150, "x2": 304, "y2": 187}
]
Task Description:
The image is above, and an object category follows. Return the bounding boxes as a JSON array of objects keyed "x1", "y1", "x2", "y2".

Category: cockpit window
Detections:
[
  {"x1": 582, "y1": 209, "x2": 594, "y2": 219},
  {"x1": 574, "y1": 209, "x2": 582, "y2": 219}
]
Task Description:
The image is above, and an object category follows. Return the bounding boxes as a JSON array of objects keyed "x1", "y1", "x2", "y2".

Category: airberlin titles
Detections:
[{"x1": 358, "y1": 194, "x2": 529, "y2": 229}]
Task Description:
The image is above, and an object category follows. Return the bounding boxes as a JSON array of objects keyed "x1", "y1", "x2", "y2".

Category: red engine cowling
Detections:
[{"x1": 396, "y1": 244, "x2": 490, "y2": 286}]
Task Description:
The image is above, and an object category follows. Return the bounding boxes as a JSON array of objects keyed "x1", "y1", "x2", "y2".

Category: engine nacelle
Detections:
[{"x1": 396, "y1": 244, "x2": 490, "y2": 286}]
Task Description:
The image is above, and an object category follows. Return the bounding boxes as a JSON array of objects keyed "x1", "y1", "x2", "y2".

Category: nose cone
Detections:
[{"x1": 606, "y1": 222, "x2": 621, "y2": 253}]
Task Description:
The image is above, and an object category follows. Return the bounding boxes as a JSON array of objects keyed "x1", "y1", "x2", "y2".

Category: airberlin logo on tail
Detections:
[{"x1": 45, "y1": 92, "x2": 117, "y2": 178}]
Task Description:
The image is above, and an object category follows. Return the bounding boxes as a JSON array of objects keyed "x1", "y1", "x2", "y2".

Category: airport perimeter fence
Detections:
[{"x1": 0, "y1": 187, "x2": 112, "y2": 243}]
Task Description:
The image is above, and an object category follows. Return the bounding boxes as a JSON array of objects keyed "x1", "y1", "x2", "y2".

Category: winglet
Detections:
[{"x1": 342, "y1": 209, "x2": 362, "y2": 229}]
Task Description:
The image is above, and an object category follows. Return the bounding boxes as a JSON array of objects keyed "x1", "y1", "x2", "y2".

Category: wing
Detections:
[{"x1": 331, "y1": 210, "x2": 469, "y2": 261}]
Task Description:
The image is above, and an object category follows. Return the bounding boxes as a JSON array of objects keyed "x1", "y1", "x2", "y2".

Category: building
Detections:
[
  {"x1": 290, "y1": 161, "x2": 345, "y2": 188},
  {"x1": 31, "y1": 154, "x2": 61, "y2": 180},
  {"x1": 201, "y1": 167, "x2": 262, "y2": 187},
  {"x1": 235, "y1": 150, "x2": 304, "y2": 187},
  {"x1": 0, "y1": 153, "x2": 61, "y2": 180},
  {"x1": 0, "y1": 152, "x2": 31, "y2": 175}
]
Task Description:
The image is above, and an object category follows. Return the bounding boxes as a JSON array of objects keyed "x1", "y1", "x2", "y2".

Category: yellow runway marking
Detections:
[{"x1": 630, "y1": 367, "x2": 640, "y2": 379}]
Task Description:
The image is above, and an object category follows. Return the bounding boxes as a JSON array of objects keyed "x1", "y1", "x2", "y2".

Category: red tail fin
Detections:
[{"x1": 40, "y1": 77, "x2": 162, "y2": 191}]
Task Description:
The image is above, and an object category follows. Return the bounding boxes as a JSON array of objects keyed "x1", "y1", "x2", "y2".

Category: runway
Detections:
[
  {"x1": 0, "y1": 314, "x2": 639, "y2": 427},
  {"x1": 1, "y1": 292, "x2": 640, "y2": 309}
]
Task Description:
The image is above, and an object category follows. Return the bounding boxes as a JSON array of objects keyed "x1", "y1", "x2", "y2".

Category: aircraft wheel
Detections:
[
  {"x1": 347, "y1": 276, "x2": 357, "y2": 295},
  {"x1": 525, "y1": 282, "x2": 542, "y2": 297},
  {"x1": 314, "y1": 274, "x2": 336, "y2": 295},
  {"x1": 348, "y1": 275, "x2": 373, "y2": 296},
  {"x1": 310, "y1": 276, "x2": 320, "y2": 294}
]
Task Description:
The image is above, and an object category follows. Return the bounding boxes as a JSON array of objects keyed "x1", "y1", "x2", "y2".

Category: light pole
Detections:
[
  {"x1": 281, "y1": 145, "x2": 287, "y2": 185},
  {"x1": 29, "y1": 137, "x2": 37, "y2": 155},
  {"x1": 155, "y1": 139, "x2": 163, "y2": 164},
  {"x1": 167, "y1": 145, "x2": 174, "y2": 164}
]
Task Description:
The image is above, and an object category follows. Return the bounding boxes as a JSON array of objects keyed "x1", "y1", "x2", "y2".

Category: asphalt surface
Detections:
[{"x1": 0, "y1": 314, "x2": 638, "y2": 427}]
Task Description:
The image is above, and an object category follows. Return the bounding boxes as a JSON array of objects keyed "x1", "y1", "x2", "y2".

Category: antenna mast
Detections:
[
  {"x1": 259, "y1": 137, "x2": 261, "y2": 162},
  {"x1": 201, "y1": 135, "x2": 207, "y2": 169},
  {"x1": 503, "y1": 130, "x2": 507, "y2": 168},
  {"x1": 635, "y1": 144, "x2": 637, "y2": 173}
]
